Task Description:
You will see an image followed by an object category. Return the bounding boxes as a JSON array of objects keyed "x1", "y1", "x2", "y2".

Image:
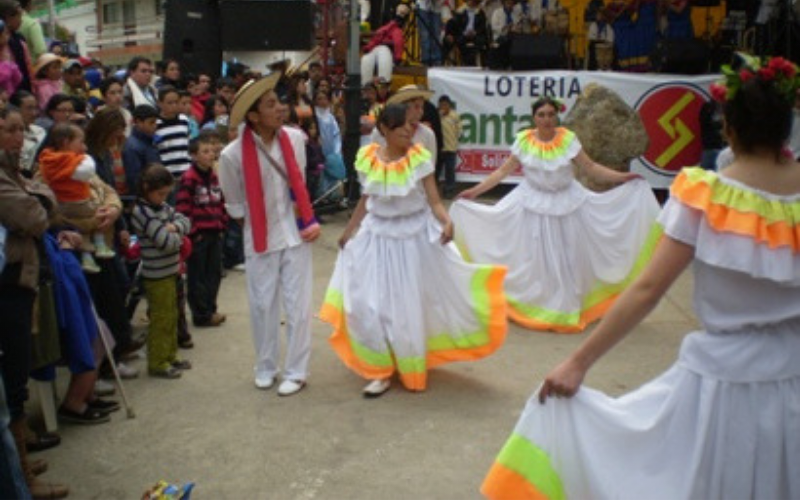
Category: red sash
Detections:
[{"x1": 241, "y1": 127, "x2": 318, "y2": 253}]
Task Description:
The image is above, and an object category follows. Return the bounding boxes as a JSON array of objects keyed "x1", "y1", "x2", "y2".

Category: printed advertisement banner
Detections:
[{"x1": 427, "y1": 68, "x2": 719, "y2": 189}]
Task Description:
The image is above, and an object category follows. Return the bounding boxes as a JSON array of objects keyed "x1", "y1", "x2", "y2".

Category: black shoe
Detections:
[
  {"x1": 178, "y1": 338, "x2": 195, "y2": 349},
  {"x1": 58, "y1": 406, "x2": 111, "y2": 425},
  {"x1": 26, "y1": 431, "x2": 61, "y2": 453},
  {"x1": 87, "y1": 398, "x2": 120, "y2": 414}
]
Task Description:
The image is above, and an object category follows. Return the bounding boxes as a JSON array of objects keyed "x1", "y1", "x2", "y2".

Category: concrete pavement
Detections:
[{"x1": 31, "y1": 207, "x2": 698, "y2": 499}]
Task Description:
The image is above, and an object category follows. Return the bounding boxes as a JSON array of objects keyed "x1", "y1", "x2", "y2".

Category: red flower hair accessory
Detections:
[{"x1": 711, "y1": 53, "x2": 800, "y2": 104}]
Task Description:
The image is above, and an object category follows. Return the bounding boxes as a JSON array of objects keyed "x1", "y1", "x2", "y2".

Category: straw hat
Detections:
[
  {"x1": 229, "y1": 72, "x2": 282, "y2": 129},
  {"x1": 33, "y1": 53, "x2": 62, "y2": 77},
  {"x1": 386, "y1": 84, "x2": 434, "y2": 105}
]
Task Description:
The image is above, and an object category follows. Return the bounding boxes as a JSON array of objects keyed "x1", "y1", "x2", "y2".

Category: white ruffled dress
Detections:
[
  {"x1": 482, "y1": 167, "x2": 800, "y2": 500},
  {"x1": 319, "y1": 143, "x2": 508, "y2": 391},
  {"x1": 450, "y1": 127, "x2": 661, "y2": 332}
]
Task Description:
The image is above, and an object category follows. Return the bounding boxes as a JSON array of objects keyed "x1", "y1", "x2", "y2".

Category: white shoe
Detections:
[
  {"x1": 363, "y1": 379, "x2": 390, "y2": 398},
  {"x1": 233, "y1": 263, "x2": 246, "y2": 272},
  {"x1": 254, "y1": 372, "x2": 275, "y2": 390},
  {"x1": 94, "y1": 379, "x2": 115, "y2": 396},
  {"x1": 116, "y1": 362, "x2": 140, "y2": 379},
  {"x1": 277, "y1": 379, "x2": 306, "y2": 397},
  {"x1": 101, "y1": 362, "x2": 140, "y2": 380}
]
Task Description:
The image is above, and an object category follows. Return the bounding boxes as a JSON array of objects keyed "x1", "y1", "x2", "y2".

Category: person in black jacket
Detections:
[{"x1": 444, "y1": 0, "x2": 488, "y2": 66}]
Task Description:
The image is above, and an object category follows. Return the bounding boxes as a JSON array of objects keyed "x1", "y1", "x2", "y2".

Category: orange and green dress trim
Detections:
[
  {"x1": 512, "y1": 127, "x2": 581, "y2": 169},
  {"x1": 482, "y1": 432, "x2": 566, "y2": 500},
  {"x1": 318, "y1": 266, "x2": 508, "y2": 391},
  {"x1": 355, "y1": 143, "x2": 433, "y2": 196},
  {"x1": 670, "y1": 167, "x2": 800, "y2": 251}
]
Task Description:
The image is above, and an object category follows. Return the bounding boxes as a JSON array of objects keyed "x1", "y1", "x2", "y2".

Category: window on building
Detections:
[
  {"x1": 102, "y1": 1, "x2": 120, "y2": 24},
  {"x1": 102, "y1": 0, "x2": 135, "y2": 25}
]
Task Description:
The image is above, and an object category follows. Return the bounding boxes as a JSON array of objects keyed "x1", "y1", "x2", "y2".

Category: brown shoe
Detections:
[
  {"x1": 29, "y1": 479, "x2": 69, "y2": 499},
  {"x1": 195, "y1": 313, "x2": 226, "y2": 328},
  {"x1": 10, "y1": 418, "x2": 69, "y2": 499},
  {"x1": 30, "y1": 458, "x2": 48, "y2": 476}
]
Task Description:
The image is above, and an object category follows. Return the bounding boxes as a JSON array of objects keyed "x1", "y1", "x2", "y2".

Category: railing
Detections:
[{"x1": 85, "y1": 16, "x2": 164, "y2": 47}]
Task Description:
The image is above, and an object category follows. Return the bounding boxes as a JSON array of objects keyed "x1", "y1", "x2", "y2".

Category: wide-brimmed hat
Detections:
[
  {"x1": 386, "y1": 84, "x2": 434, "y2": 105},
  {"x1": 229, "y1": 72, "x2": 282, "y2": 129},
  {"x1": 33, "y1": 53, "x2": 62, "y2": 77}
]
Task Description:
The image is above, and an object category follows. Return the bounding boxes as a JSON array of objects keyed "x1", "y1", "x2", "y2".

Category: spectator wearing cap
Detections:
[
  {"x1": 62, "y1": 59, "x2": 87, "y2": 100},
  {"x1": 122, "y1": 56, "x2": 157, "y2": 111},
  {"x1": 0, "y1": 0, "x2": 31, "y2": 92},
  {"x1": 122, "y1": 104, "x2": 160, "y2": 193},
  {"x1": 31, "y1": 52, "x2": 62, "y2": 112},
  {"x1": 62, "y1": 58, "x2": 90, "y2": 123},
  {"x1": 17, "y1": 0, "x2": 44, "y2": 60},
  {"x1": 48, "y1": 40, "x2": 62, "y2": 56}
]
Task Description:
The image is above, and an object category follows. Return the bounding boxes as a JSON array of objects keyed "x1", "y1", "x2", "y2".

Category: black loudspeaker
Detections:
[
  {"x1": 510, "y1": 34, "x2": 566, "y2": 70},
  {"x1": 162, "y1": 0, "x2": 222, "y2": 80},
  {"x1": 651, "y1": 38, "x2": 710, "y2": 75},
  {"x1": 220, "y1": 0, "x2": 314, "y2": 51}
]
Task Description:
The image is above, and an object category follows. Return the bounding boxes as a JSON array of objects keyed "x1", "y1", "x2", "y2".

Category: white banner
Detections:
[{"x1": 427, "y1": 68, "x2": 719, "y2": 189}]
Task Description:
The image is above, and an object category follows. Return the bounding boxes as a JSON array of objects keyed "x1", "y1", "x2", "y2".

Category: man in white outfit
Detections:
[
  {"x1": 219, "y1": 73, "x2": 321, "y2": 397},
  {"x1": 370, "y1": 84, "x2": 438, "y2": 166}
]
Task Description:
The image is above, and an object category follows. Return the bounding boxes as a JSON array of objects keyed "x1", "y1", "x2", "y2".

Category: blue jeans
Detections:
[{"x1": 418, "y1": 10, "x2": 442, "y2": 66}]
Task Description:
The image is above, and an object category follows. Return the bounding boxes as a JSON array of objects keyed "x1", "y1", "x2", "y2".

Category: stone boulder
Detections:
[{"x1": 562, "y1": 83, "x2": 649, "y2": 191}]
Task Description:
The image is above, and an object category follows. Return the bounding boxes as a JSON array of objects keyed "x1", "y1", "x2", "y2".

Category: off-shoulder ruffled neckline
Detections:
[{"x1": 355, "y1": 143, "x2": 433, "y2": 196}]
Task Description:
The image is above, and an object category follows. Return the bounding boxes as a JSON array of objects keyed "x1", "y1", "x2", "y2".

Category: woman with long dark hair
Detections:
[
  {"x1": 83, "y1": 108, "x2": 142, "y2": 374},
  {"x1": 482, "y1": 55, "x2": 800, "y2": 500},
  {"x1": 451, "y1": 96, "x2": 659, "y2": 333}
]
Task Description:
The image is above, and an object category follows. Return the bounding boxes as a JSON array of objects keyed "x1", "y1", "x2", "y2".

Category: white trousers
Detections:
[
  {"x1": 245, "y1": 243, "x2": 313, "y2": 381},
  {"x1": 361, "y1": 45, "x2": 394, "y2": 85}
]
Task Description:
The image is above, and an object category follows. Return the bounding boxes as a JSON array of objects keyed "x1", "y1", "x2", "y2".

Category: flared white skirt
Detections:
[
  {"x1": 482, "y1": 319, "x2": 800, "y2": 499},
  {"x1": 450, "y1": 179, "x2": 661, "y2": 332},
  {"x1": 319, "y1": 209, "x2": 508, "y2": 390}
]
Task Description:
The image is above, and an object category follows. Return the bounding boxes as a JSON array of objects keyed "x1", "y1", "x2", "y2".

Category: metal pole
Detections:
[
  {"x1": 343, "y1": 0, "x2": 362, "y2": 202},
  {"x1": 47, "y1": 0, "x2": 56, "y2": 40}
]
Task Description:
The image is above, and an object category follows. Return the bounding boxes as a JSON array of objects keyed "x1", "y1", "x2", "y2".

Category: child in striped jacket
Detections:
[{"x1": 131, "y1": 163, "x2": 192, "y2": 379}]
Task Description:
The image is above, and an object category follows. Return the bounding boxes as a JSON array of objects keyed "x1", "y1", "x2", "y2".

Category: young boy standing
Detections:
[
  {"x1": 155, "y1": 86, "x2": 192, "y2": 179},
  {"x1": 178, "y1": 90, "x2": 200, "y2": 140},
  {"x1": 122, "y1": 104, "x2": 161, "y2": 194},
  {"x1": 176, "y1": 136, "x2": 227, "y2": 327},
  {"x1": 438, "y1": 94, "x2": 461, "y2": 198}
]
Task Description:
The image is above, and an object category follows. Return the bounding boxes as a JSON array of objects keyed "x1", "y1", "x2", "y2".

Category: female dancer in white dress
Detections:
[
  {"x1": 450, "y1": 97, "x2": 660, "y2": 333},
  {"x1": 319, "y1": 104, "x2": 508, "y2": 397},
  {"x1": 482, "y1": 56, "x2": 800, "y2": 499}
]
